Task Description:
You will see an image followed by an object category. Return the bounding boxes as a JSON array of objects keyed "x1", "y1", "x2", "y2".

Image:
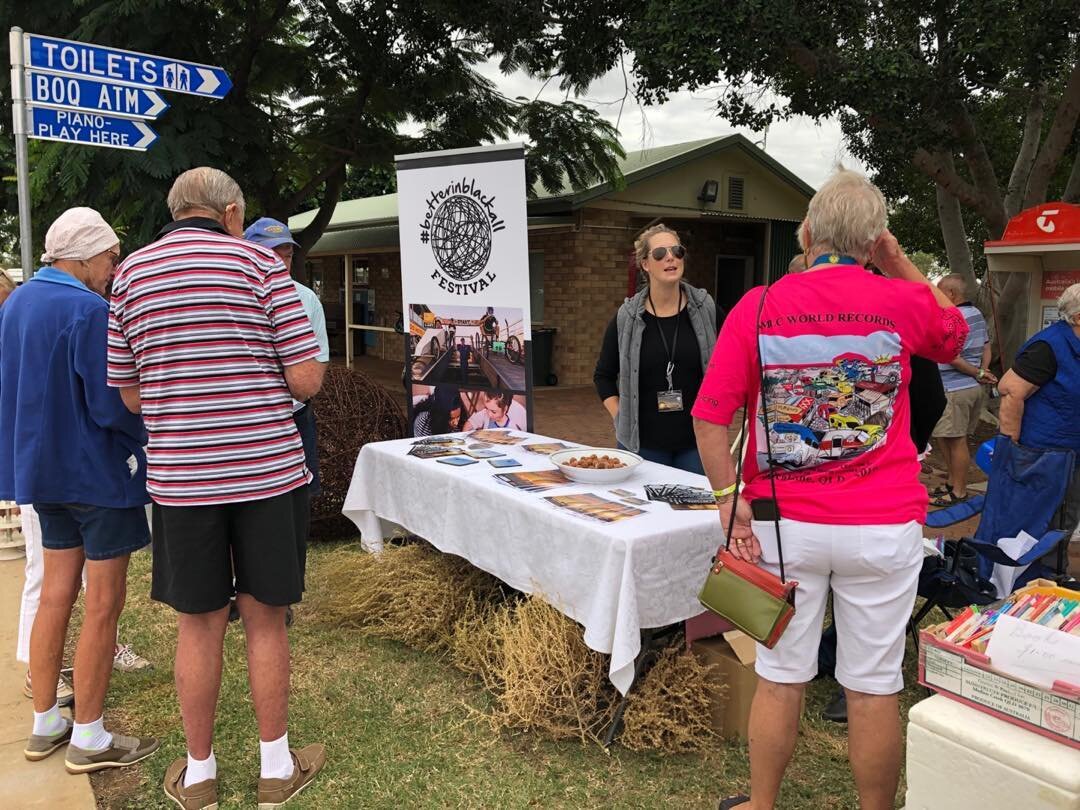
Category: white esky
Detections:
[{"x1": 476, "y1": 59, "x2": 866, "y2": 190}]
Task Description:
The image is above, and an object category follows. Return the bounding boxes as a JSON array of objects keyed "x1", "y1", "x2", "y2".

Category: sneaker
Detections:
[
  {"x1": 23, "y1": 671, "x2": 75, "y2": 708},
  {"x1": 64, "y1": 732, "x2": 160, "y2": 774},
  {"x1": 163, "y1": 757, "x2": 219, "y2": 810},
  {"x1": 256, "y1": 743, "x2": 326, "y2": 809},
  {"x1": 113, "y1": 643, "x2": 152, "y2": 672},
  {"x1": 23, "y1": 716, "x2": 73, "y2": 761}
]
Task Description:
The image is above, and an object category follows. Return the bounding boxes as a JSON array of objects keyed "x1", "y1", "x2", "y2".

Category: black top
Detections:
[
  {"x1": 594, "y1": 301, "x2": 725, "y2": 451},
  {"x1": 908, "y1": 355, "x2": 946, "y2": 450},
  {"x1": 1012, "y1": 340, "x2": 1057, "y2": 387}
]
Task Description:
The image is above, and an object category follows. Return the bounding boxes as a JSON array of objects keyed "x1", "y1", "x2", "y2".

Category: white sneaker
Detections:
[
  {"x1": 113, "y1": 644, "x2": 152, "y2": 672},
  {"x1": 24, "y1": 671, "x2": 74, "y2": 707}
]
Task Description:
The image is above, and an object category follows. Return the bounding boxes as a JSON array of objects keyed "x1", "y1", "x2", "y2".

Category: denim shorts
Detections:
[{"x1": 33, "y1": 502, "x2": 151, "y2": 561}]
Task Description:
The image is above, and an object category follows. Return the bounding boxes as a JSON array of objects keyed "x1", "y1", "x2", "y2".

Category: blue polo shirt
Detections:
[{"x1": 0, "y1": 267, "x2": 149, "y2": 508}]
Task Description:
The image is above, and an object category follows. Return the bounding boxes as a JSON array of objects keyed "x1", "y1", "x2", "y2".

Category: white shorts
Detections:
[{"x1": 751, "y1": 518, "x2": 923, "y2": 695}]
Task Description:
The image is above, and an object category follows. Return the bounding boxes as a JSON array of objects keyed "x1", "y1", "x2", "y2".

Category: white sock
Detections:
[
  {"x1": 185, "y1": 750, "x2": 217, "y2": 787},
  {"x1": 259, "y1": 732, "x2": 294, "y2": 780},
  {"x1": 72, "y1": 716, "x2": 113, "y2": 752},
  {"x1": 32, "y1": 703, "x2": 64, "y2": 736}
]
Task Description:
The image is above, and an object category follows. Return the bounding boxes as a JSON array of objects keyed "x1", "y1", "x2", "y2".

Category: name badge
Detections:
[{"x1": 657, "y1": 390, "x2": 684, "y2": 412}]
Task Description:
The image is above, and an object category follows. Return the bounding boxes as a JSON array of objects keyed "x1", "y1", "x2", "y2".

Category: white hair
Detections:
[
  {"x1": 167, "y1": 167, "x2": 245, "y2": 220},
  {"x1": 799, "y1": 168, "x2": 887, "y2": 263},
  {"x1": 1058, "y1": 282, "x2": 1080, "y2": 325}
]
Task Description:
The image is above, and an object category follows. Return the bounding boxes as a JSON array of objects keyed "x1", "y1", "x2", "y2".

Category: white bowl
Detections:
[{"x1": 548, "y1": 448, "x2": 642, "y2": 484}]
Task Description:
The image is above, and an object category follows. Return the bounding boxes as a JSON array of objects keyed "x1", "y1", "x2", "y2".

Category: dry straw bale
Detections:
[
  {"x1": 308, "y1": 542, "x2": 500, "y2": 651},
  {"x1": 309, "y1": 364, "x2": 407, "y2": 541},
  {"x1": 619, "y1": 645, "x2": 722, "y2": 752},
  {"x1": 486, "y1": 596, "x2": 618, "y2": 744},
  {"x1": 449, "y1": 596, "x2": 508, "y2": 691}
]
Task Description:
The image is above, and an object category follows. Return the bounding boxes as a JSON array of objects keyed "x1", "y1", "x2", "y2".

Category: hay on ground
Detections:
[
  {"x1": 449, "y1": 596, "x2": 508, "y2": 691},
  {"x1": 619, "y1": 646, "x2": 722, "y2": 752},
  {"x1": 307, "y1": 542, "x2": 500, "y2": 652}
]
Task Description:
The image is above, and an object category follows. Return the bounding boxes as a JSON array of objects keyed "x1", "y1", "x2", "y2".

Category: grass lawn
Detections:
[{"x1": 91, "y1": 544, "x2": 931, "y2": 809}]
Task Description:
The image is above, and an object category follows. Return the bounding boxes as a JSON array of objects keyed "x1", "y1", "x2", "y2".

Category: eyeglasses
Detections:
[
  {"x1": 650, "y1": 245, "x2": 686, "y2": 261},
  {"x1": 107, "y1": 251, "x2": 121, "y2": 269}
]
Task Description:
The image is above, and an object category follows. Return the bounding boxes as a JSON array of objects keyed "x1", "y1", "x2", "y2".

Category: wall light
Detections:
[{"x1": 698, "y1": 179, "x2": 719, "y2": 203}]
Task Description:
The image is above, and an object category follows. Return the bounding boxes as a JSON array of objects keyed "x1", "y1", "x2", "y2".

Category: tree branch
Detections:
[
  {"x1": 295, "y1": 166, "x2": 347, "y2": 264},
  {"x1": 1025, "y1": 61, "x2": 1080, "y2": 208},
  {"x1": 1004, "y1": 84, "x2": 1046, "y2": 218},
  {"x1": 1064, "y1": 149, "x2": 1080, "y2": 203},
  {"x1": 935, "y1": 177, "x2": 977, "y2": 293},
  {"x1": 912, "y1": 148, "x2": 992, "y2": 218},
  {"x1": 282, "y1": 157, "x2": 349, "y2": 214},
  {"x1": 949, "y1": 103, "x2": 1006, "y2": 232}
]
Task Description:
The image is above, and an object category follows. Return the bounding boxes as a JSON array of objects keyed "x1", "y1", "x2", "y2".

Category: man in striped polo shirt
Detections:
[
  {"x1": 930, "y1": 274, "x2": 998, "y2": 505},
  {"x1": 107, "y1": 168, "x2": 327, "y2": 809}
]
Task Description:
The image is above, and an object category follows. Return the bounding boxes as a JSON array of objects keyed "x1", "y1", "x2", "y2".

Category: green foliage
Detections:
[{"x1": 0, "y1": 0, "x2": 625, "y2": 257}]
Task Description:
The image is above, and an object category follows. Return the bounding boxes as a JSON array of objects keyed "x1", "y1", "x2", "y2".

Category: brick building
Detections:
[{"x1": 289, "y1": 134, "x2": 813, "y2": 386}]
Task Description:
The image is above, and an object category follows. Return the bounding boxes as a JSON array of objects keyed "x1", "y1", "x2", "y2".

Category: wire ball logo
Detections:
[
  {"x1": 430, "y1": 195, "x2": 491, "y2": 281},
  {"x1": 420, "y1": 177, "x2": 505, "y2": 296}
]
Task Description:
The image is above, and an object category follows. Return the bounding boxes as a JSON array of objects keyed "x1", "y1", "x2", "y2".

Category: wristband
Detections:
[
  {"x1": 977, "y1": 369, "x2": 985, "y2": 380},
  {"x1": 713, "y1": 483, "x2": 737, "y2": 499}
]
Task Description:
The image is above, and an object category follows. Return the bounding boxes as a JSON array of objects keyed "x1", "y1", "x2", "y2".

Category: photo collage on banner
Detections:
[{"x1": 396, "y1": 144, "x2": 532, "y2": 437}]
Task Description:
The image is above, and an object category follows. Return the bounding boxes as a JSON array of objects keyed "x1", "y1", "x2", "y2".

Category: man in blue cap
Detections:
[{"x1": 243, "y1": 218, "x2": 328, "y2": 625}]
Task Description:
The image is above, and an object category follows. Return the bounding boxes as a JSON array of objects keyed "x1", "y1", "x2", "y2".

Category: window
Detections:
[{"x1": 727, "y1": 176, "x2": 745, "y2": 210}]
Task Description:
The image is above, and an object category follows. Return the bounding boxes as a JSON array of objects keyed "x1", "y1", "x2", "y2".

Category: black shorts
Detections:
[{"x1": 151, "y1": 487, "x2": 310, "y2": 614}]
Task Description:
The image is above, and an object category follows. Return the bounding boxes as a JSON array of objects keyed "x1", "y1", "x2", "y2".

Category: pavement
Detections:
[{"x1": 0, "y1": 556, "x2": 96, "y2": 809}]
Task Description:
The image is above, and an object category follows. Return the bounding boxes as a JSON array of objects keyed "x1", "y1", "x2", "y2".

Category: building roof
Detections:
[{"x1": 290, "y1": 133, "x2": 814, "y2": 239}]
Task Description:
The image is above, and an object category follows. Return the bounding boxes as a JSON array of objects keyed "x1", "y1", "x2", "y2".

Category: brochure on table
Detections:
[{"x1": 396, "y1": 143, "x2": 533, "y2": 436}]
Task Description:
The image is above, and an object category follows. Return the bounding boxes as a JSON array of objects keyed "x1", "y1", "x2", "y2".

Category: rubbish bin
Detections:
[{"x1": 531, "y1": 327, "x2": 558, "y2": 386}]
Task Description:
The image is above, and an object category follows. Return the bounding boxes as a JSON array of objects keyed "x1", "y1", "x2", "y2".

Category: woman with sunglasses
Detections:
[{"x1": 594, "y1": 223, "x2": 722, "y2": 473}]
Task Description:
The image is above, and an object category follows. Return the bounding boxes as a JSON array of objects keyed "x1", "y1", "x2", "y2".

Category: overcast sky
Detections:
[{"x1": 478, "y1": 59, "x2": 866, "y2": 190}]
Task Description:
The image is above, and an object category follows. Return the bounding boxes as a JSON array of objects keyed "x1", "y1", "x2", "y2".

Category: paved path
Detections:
[{"x1": 0, "y1": 556, "x2": 96, "y2": 809}]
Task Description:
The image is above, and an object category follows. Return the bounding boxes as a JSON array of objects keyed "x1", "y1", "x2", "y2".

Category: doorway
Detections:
[{"x1": 714, "y1": 255, "x2": 754, "y2": 314}]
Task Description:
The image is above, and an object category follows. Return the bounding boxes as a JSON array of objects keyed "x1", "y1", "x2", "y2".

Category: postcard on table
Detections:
[
  {"x1": 408, "y1": 445, "x2": 463, "y2": 460},
  {"x1": 609, "y1": 488, "x2": 636, "y2": 498},
  {"x1": 470, "y1": 429, "x2": 525, "y2": 445},
  {"x1": 522, "y1": 442, "x2": 575, "y2": 455},
  {"x1": 437, "y1": 456, "x2": 479, "y2": 466},
  {"x1": 464, "y1": 449, "x2": 505, "y2": 459},
  {"x1": 544, "y1": 493, "x2": 645, "y2": 523},
  {"x1": 493, "y1": 470, "x2": 570, "y2": 492},
  {"x1": 412, "y1": 435, "x2": 465, "y2": 446},
  {"x1": 488, "y1": 458, "x2": 522, "y2": 468}
]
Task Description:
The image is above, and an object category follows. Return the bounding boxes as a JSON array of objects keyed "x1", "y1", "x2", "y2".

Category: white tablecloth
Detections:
[{"x1": 341, "y1": 432, "x2": 722, "y2": 695}]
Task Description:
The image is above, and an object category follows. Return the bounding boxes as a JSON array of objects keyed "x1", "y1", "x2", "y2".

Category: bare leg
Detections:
[
  {"x1": 29, "y1": 548, "x2": 84, "y2": 713},
  {"x1": 932, "y1": 438, "x2": 951, "y2": 485},
  {"x1": 72, "y1": 555, "x2": 130, "y2": 723},
  {"x1": 236, "y1": 594, "x2": 289, "y2": 742},
  {"x1": 945, "y1": 436, "x2": 971, "y2": 497},
  {"x1": 175, "y1": 606, "x2": 229, "y2": 759},
  {"x1": 846, "y1": 689, "x2": 902, "y2": 810},
  {"x1": 747, "y1": 678, "x2": 805, "y2": 810}
]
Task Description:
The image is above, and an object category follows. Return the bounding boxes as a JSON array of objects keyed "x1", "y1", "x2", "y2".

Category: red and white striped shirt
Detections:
[{"x1": 107, "y1": 220, "x2": 321, "y2": 506}]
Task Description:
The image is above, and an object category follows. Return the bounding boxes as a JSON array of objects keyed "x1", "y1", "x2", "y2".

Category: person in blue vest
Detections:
[
  {"x1": 0, "y1": 207, "x2": 158, "y2": 771},
  {"x1": 457, "y1": 338, "x2": 472, "y2": 384},
  {"x1": 998, "y1": 282, "x2": 1080, "y2": 564}
]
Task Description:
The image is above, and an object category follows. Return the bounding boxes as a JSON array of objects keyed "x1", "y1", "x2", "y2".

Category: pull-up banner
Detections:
[{"x1": 395, "y1": 143, "x2": 532, "y2": 437}]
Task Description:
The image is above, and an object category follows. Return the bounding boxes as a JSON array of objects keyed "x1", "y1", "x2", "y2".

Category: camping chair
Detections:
[{"x1": 912, "y1": 436, "x2": 1076, "y2": 648}]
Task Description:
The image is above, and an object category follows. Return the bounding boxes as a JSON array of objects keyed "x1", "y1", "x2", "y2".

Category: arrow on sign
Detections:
[
  {"x1": 26, "y1": 73, "x2": 170, "y2": 120},
  {"x1": 25, "y1": 33, "x2": 232, "y2": 99},
  {"x1": 28, "y1": 107, "x2": 159, "y2": 152}
]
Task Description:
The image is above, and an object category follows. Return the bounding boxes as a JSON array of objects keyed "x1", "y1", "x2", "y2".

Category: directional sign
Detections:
[
  {"x1": 25, "y1": 33, "x2": 231, "y2": 99},
  {"x1": 29, "y1": 107, "x2": 158, "y2": 152},
  {"x1": 27, "y1": 72, "x2": 169, "y2": 119}
]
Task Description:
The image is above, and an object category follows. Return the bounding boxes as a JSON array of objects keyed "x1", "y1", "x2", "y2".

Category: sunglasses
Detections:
[{"x1": 650, "y1": 245, "x2": 686, "y2": 261}]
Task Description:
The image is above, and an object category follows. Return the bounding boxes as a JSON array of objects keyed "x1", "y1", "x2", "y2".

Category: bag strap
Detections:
[{"x1": 753, "y1": 287, "x2": 787, "y2": 583}]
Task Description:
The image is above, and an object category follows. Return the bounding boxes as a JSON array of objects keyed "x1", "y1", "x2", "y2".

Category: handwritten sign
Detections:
[{"x1": 986, "y1": 614, "x2": 1080, "y2": 689}]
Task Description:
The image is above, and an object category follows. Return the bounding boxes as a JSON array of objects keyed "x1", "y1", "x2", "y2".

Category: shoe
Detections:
[
  {"x1": 822, "y1": 690, "x2": 848, "y2": 723},
  {"x1": 113, "y1": 643, "x2": 152, "y2": 672},
  {"x1": 64, "y1": 732, "x2": 160, "y2": 773},
  {"x1": 257, "y1": 743, "x2": 326, "y2": 808},
  {"x1": 24, "y1": 716, "x2": 73, "y2": 761},
  {"x1": 164, "y1": 757, "x2": 219, "y2": 810},
  {"x1": 23, "y1": 671, "x2": 75, "y2": 708},
  {"x1": 718, "y1": 796, "x2": 750, "y2": 809},
  {"x1": 228, "y1": 599, "x2": 240, "y2": 623}
]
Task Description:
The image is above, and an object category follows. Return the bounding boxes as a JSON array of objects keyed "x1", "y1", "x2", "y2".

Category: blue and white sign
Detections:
[
  {"x1": 25, "y1": 33, "x2": 232, "y2": 99},
  {"x1": 29, "y1": 107, "x2": 158, "y2": 152},
  {"x1": 27, "y1": 73, "x2": 169, "y2": 119}
]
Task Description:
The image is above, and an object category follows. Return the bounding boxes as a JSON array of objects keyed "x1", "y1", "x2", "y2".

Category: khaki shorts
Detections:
[{"x1": 932, "y1": 385, "x2": 984, "y2": 438}]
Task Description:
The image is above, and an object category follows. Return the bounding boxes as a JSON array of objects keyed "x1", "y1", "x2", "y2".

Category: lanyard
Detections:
[
  {"x1": 647, "y1": 286, "x2": 683, "y2": 391},
  {"x1": 809, "y1": 253, "x2": 859, "y2": 268}
]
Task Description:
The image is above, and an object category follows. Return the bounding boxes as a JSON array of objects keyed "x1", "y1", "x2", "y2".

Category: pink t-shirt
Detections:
[{"x1": 692, "y1": 265, "x2": 969, "y2": 525}]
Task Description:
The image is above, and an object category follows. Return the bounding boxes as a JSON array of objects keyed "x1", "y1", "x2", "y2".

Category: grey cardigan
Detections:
[{"x1": 614, "y1": 282, "x2": 717, "y2": 452}]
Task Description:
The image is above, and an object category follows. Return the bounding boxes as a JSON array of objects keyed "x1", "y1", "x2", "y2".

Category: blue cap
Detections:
[{"x1": 243, "y1": 217, "x2": 299, "y2": 249}]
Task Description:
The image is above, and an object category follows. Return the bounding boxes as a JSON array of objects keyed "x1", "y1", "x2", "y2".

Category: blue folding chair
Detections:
[{"x1": 913, "y1": 436, "x2": 1075, "y2": 643}]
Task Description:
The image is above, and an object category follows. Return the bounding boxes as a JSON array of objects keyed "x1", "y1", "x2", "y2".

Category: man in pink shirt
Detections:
[{"x1": 695, "y1": 169, "x2": 966, "y2": 810}]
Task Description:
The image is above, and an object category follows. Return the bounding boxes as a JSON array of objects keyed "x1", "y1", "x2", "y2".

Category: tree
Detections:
[
  {"x1": 550, "y1": 1, "x2": 1080, "y2": 364},
  {"x1": 0, "y1": 1, "x2": 625, "y2": 265}
]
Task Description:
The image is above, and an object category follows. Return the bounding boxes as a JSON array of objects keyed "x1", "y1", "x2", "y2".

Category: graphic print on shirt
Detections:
[{"x1": 756, "y1": 331, "x2": 902, "y2": 470}]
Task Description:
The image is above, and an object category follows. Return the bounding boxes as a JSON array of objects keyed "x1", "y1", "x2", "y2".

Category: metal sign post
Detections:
[{"x1": 9, "y1": 27, "x2": 34, "y2": 278}]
